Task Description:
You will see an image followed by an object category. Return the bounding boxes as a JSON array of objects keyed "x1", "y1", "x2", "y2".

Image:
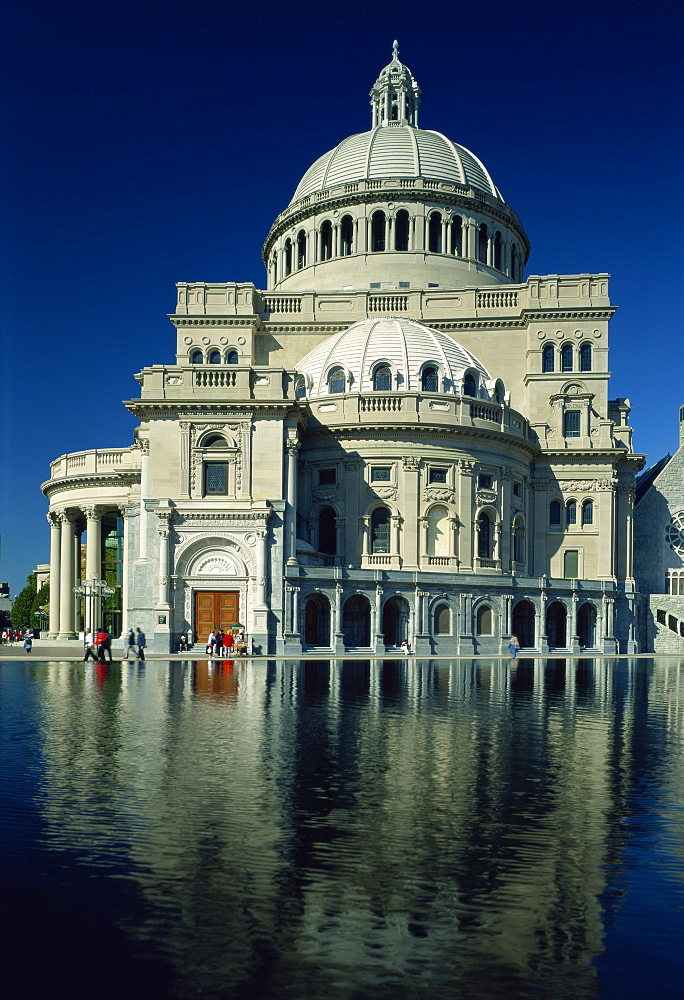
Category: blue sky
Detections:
[{"x1": 1, "y1": 0, "x2": 682, "y2": 595}]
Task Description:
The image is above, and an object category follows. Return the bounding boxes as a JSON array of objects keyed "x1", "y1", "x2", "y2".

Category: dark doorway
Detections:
[
  {"x1": 546, "y1": 601, "x2": 567, "y2": 649},
  {"x1": 577, "y1": 602, "x2": 597, "y2": 648},
  {"x1": 382, "y1": 596, "x2": 410, "y2": 646},
  {"x1": 512, "y1": 600, "x2": 536, "y2": 648},
  {"x1": 304, "y1": 594, "x2": 331, "y2": 647},
  {"x1": 342, "y1": 595, "x2": 371, "y2": 647}
]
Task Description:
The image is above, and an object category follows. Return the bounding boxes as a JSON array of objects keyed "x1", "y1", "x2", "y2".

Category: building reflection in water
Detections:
[{"x1": 12, "y1": 657, "x2": 684, "y2": 999}]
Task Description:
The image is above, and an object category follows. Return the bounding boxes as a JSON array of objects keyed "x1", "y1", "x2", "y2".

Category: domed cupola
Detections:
[
  {"x1": 294, "y1": 317, "x2": 504, "y2": 403},
  {"x1": 263, "y1": 45, "x2": 530, "y2": 294}
]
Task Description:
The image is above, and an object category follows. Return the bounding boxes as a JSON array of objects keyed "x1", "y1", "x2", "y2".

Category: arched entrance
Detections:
[
  {"x1": 304, "y1": 594, "x2": 331, "y2": 647},
  {"x1": 546, "y1": 601, "x2": 567, "y2": 649},
  {"x1": 382, "y1": 595, "x2": 410, "y2": 646},
  {"x1": 577, "y1": 602, "x2": 597, "y2": 648},
  {"x1": 342, "y1": 594, "x2": 371, "y2": 647},
  {"x1": 512, "y1": 600, "x2": 536, "y2": 648}
]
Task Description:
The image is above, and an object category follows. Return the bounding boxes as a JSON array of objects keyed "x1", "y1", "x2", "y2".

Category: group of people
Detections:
[
  {"x1": 82, "y1": 627, "x2": 146, "y2": 662},
  {"x1": 206, "y1": 629, "x2": 235, "y2": 656}
]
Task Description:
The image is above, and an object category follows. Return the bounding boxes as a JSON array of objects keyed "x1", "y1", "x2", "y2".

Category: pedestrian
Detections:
[
  {"x1": 125, "y1": 628, "x2": 136, "y2": 659},
  {"x1": 23, "y1": 633, "x2": 32, "y2": 654},
  {"x1": 215, "y1": 629, "x2": 225, "y2": 657},
  {"x1": 508, "y1": 635, "x2": 520, "y2": 658},
  {"x1": 95, "y1": 628, "x2": 109, "y2": 663},
  {"x1": 224, "y1": 630, "x2": 234, "y2": 655},
  {"x1": 401, "y1": 639, "x2": 410, "y2": 655},
  {"x1": 178, "y1": 634, "x2": 188, "y2": 653},
  {"x1": 83, "y1": 630, "x2": 98, "y2": 661},
  {"x1": 206, "y1": 630, "x2": 215, "y2": 655},
  {"x1": 136, "y1": 627, "x2": 146, "y2": 661}
]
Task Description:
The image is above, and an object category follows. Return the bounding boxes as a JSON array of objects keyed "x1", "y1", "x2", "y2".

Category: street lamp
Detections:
[{"x1": 73, "y1": 575, "x2": 116, "y2": 634}]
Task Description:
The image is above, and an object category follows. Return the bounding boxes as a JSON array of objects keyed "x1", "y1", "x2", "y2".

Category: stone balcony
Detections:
[{"x1": 48, "y1": 447, "x2": 141, "y2": 481}]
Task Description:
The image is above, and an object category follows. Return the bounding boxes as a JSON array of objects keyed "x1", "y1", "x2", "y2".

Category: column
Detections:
[
  {"x1": 441, "y1": 216, "x2": 449, "y2": 254},
  {"x1": 285, "y1": 436, "x2": 299, "y2": 565},
  {"x1": 360, "y1": 516, "x2": 370, "y2": 556},
  {"x1": 255, "y1": 529, "x2": 267, "y2": 607},
  {"x1": 419, "y1": 517, "x2": 428, "y2": 562},
  {"x1": 334, "y1": 585, "x2": 344, "y2": 650},
  {"x1": 449, "y1": 517, "x2": 460, "y2": 562},
  {"x1": 458, "y1": 461, "x2": 475, "y2": 569},
  {"x1": 334, "y1": 517, "x2": 345, "y2": 564},
  {"x1": 120, "y1": 508, "x2": 130, "y2": 636},
  {"x1": 139, "y1": 439, "x2": 150, "y2": 560},
  {"x1": 391, "y1": 515, "x2": 402, "y2": 558},
  {"x1": 58, "y1": 511, "x2": 77, "y2": 639},
  {"x1": 374, "y1": 586, "x2": 383, "y2": 649},
  {"x1": 570, "y1": 593, "x2": 580, "y2": 652},
  {"x1": 83, "y1": 506, "x2": 102, "y2": 582},
  {"x1": 157, "y1": 514, "x2": 171, "y2": 608},
  {"x1": 47, "y1": 512, "x2": 61, "y2": 638}
]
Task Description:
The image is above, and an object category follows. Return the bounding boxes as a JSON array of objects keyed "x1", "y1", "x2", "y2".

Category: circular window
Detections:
[{"x1": 666, "y1": 512, "x2": 684, "y2": 554}]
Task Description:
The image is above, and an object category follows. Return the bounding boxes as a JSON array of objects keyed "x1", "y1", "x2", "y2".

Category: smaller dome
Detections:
[{"x1": 295, "y1": 317, "x2": 493, "y2": 398}]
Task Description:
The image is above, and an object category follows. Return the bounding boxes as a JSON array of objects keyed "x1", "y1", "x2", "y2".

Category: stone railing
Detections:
[
  {"x1": 194, "y1": 370, "x2": 238, "y2": 388},
  {"x1": 470, "y1": 403, "x2": 501, "y2": 423},
  {"x1": 49, "y1": 448, "x2": 141, "y2": 481},
  {"x1": 262, "y1": 296, "x2": 302, "y2": 314},
  {"x1": 476, "y1": 290, "x2": 518, "y2": 309},
  {"x1": 360, "y1": 396, "x2": 403, "y2": 413},
  {"x1": 368, "y1": 294, "x2": 409, "y2": 313}
]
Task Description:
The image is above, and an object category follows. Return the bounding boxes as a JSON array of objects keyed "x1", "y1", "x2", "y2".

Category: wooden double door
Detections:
[{"x1": 194, "y1": 591, "x2": 240, "y2": 644}]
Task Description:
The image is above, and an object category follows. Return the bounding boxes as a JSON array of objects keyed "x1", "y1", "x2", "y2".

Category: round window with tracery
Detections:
[{"x1": 665, "y1": 512, "x2": 684, "y2": 554}]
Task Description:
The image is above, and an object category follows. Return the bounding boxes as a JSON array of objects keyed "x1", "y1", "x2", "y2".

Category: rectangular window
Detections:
[
  {"x1": 371, "y1": 467, "x2": 391, "y2": 482},
  {"x1": 564, "y1": 411, "x2": 581, "y2": 437},
  {"x1": 513, "y1": 481, "x2": 521, "y2": 497},
  {"x1": 656, "y1": 609, "x2": 666, "y2": 625},
  {"x1": 563, "y1": 550, "x2": 579, "y2": 579},
  {"x1": 205, "y1": 463, "x2": 228, "y2": 495},
  {"x1": 429, "y1": 468, "x2": 447, "y2": 484},
  {"x1": 478, "y1": 473, "x2": 493, "y2": 489},
  {"x1": 318, "y1": 468, "x2": 336, "y2": 485}
]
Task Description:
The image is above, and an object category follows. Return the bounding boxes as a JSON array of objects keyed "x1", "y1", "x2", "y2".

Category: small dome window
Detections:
[
  {"x1": 373, "y1": 365, "x2": 392, "y2": 391},
  {"x1": 190, "y1": 350, "x2": 203, "y2": 365},
  {"x1": 421, "y1": 367, "x2": 438, "y2": 392},
  {"x1": 208, "y1": 350, "x2": 221, "y2": 365},
  {"x1": 328, "y1": 367, "x2": 346, "y2": 394},
  {"x1": 284, "y1": 239, "x2": 292, "y2": 276},
  {"x1": 295, "y1": 376, "x2": 307, "y2": 399},
  {"x1": 372, "y1": 211, "x2": 386, "y2": 252},
  {"x1": 463, "y1": 372, "x2": 477, "y2": 397},
  {"x1": 395, "y1": 210, "x2": 409, "y2": 252},
  {"x1": 227, "y1": 350, "x2": 238, "y2": 365},
  {"x1": 494, "y1": 231, "x2": 502, "y2": 270},
  {"x1": 340, "y1": 215, "x2": 353, "y2": 256},
  {"x1": 297, "y1": 230, "x2": 307, "y2": 269},
  {"x1": 477, "y1": 224, "x2": 488, "y2": 264},
  {"x1": 428, "y1": 212, "x2": 442, "y2": 253}
]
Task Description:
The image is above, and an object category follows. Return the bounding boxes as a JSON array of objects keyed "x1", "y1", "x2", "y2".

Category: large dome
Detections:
[
  {"x1": 296, "y1": 317, "x2": 494, "y2": 398},
  {"x1": 291, "y1": 125, "x2": 502, "y2": 205}
]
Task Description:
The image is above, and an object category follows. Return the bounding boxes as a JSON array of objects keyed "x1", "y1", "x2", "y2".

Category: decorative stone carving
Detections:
[
  {"x1": 402, "y1": 456, "x2": 419, "y2": 470},
  {"x1": 366, "y1": 485, "x2": 398, "y2": 501},
  {"x1": 423, "y1": 487, "x2": 454, "y2": 503},
  {"x1": 313, "y1": 486, "x2": 338, "y2": 501}
]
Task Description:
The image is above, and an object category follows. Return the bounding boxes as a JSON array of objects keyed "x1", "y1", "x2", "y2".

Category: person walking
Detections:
[
  {"x1": 23, "y1": 633, "x2": 32, "y2": 654},
  {"x1": 206, "y1": 630, "x2": 215, "y2": 655},
  {"x1": 95, "y1": 628, "x2": 109, "y2": 663},
  {"x1": 215, "y1": 629, "x2": 225, "y2": 657},
  {"x1": 83, "y1": 630, "x2": 98, "y2": 662},
  {"x1": 136, "y1": 627, "x2": 146, "y2": 661},
  {"x1": 224, "y1": 630, "x2": 234, "y2": 655},
  {"x1": 125, "y1": 628, "x2": 136, "y2": 659},
  {"x1": 508, "y1": 635, "x2": 520, "y2": 659}
]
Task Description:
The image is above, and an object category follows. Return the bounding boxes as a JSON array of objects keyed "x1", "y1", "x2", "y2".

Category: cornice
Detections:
[
  {"x1": 169, "y1": 317, "x2": 257, "y2": 328},
  {"x1": 124, "y1": 401, "x2": 299, "y2": 419},
  {"x1": 42, "y1": 472, "x2": 140, "y2": 497},
  {"x1": 307, "y1": 422, "x2": 540, "y2": 457},
  {"x1": 520, "y1": 308, "x2": 616, "y2": 322}
]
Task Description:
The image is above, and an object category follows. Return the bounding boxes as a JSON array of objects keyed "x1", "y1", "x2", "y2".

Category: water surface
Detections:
[{"x1": 1, "y1": 658, "x2": 682, "y2": 999}]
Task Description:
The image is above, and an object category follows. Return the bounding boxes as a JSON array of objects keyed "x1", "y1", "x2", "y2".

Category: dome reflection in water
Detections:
[{"x1": 0, "y1": 657, "x2": 683, "y2": 1000}]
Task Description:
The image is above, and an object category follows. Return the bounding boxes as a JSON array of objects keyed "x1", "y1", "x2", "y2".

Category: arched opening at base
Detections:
[
  {"x1": 382, "y1": 595, "x2": 410, "y2": 646},
  {"x1": 512, "y1": 599, "x2": 536, "y2": 648},
  {"x1": 304, "y1": 594, "x2": 331, "y2": 647},
  {"x1": 342, "y1": 594, "x2": 371, "y2": 647},
  {"x1": 577, "y1": 602, "x2": 597, "y2": 648},
  {"x1": 546, "y1": 601, "x2": 567, "y2": 649}
]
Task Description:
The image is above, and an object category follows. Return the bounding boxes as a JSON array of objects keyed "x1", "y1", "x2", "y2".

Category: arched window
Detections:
[
  {"x1": 320, "y1": 220, "x2": 333, "y2": 261},
  {"x1": 318, "y1": 506, "x2": 336, "y2": 556},
  {"x1": 511, "y1": 244, "x2": 519, "y2": 281},
  {"x1": 494, "y1": 231, "x2": 502, "y2": 270},
  {"x1": 421, "y1": 366, "x2": 438, "y2": 392},
  {"x1": 451, "y1": 216, "x2": 462, "y2": 255},
  {"x1": 463, "y1": 372, "x2": 477, "y2": 397},
  {"x1": 477, "y1": 511, "x2": 492, "y2": 558},
  {"x1": 208, "y1": 350, "x2": 221, "y2": 365},
  {"x1": 328, "y1": 367, "x2": 346, "y2": 394},
  {"x1": 542, "y1": 344, "x2": 555, "y2": 373},
  {"x1": 226, "y1": 350, "x2": 238, "y2": 365},
  {"x1": 561, "y1": 343, "x2": 573, "y2": 372},
  {"x1": 476, "y1": 605, "x2": 493, "y2": 635},
  {"x1": 272, "y1": 255, "x2": 278, "y2": 284},
  {"x1": 580, "y1": 343, "x2": 592, "y2": 372},
  {"x1": 427, "y1": 505, "x2": 449, "y2": 557},
  {"x1": 373, "y1": 364, "x2": 392, "y2": 391},
  {"x1": 428, "y1": 212, "x2": 442, "y2": 253},
  {"x1": 340, "y1": 215, "x2": 353, "y2": 255},
  {"x1": 513, "y1": 518, "x2": 525, "y2": 563},
  {"x1": 297, "y1": 230, "x2": 306, "y2": 269},
  {"x1": 566, "y1": 499, "x2": 577, "y2": 525},
  {"x1": 370, "y1": 507, "x2": 391, "y2": 554},
  {"x1": 190, "y1": 350, "x2": 203, "y2": 364},
  {"x1": 372, "y1": 211, "x2": 386, "y2": 252},
  {"x1": 395, "y1": 210, "x2": 409, "y2": 251},
  {"x1": 284, "y1": 239, "x2": 292, "y2": 276},
  {"x1": 477, "y1": 224, "x2": 488, "y2": 263},
  {"x1": 434, "y1": 603, "x2": 450, "y2": 635},
  {"x1": 549, "y1": 500, "x2": 561, "y2": 527},
  {"x1": 582, "y1": 499, "x2": 594, "y2": 525},
  {"x1": 294, "y1": 376, "x2": 306, "y2": 399}
]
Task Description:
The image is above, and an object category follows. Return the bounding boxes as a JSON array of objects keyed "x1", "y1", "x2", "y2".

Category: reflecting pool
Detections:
[{"x1": 1, "y1": 658, "x2": 683, "y2": 999}]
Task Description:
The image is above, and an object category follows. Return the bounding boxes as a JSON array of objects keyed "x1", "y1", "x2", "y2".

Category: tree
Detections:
[{"x1": 10, "y1": 574, "x2": 37, "y2": 630}]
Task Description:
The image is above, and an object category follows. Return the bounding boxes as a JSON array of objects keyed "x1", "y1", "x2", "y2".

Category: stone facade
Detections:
[
  {"x1": 634, "y1": 407, "x2": 684, "y2": 652},
  {"x1": 41, "y1": 46, "x2": 644, "y2": 654}
]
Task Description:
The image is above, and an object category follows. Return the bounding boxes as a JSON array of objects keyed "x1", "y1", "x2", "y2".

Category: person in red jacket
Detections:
[{"x1": 95, "y1": 629, "x2": 109, "y2": 663}]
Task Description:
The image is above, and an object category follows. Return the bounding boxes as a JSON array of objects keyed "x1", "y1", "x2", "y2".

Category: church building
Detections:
[{"x1": 42, "y1": 45, "x2": 645, "y2": 654}]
